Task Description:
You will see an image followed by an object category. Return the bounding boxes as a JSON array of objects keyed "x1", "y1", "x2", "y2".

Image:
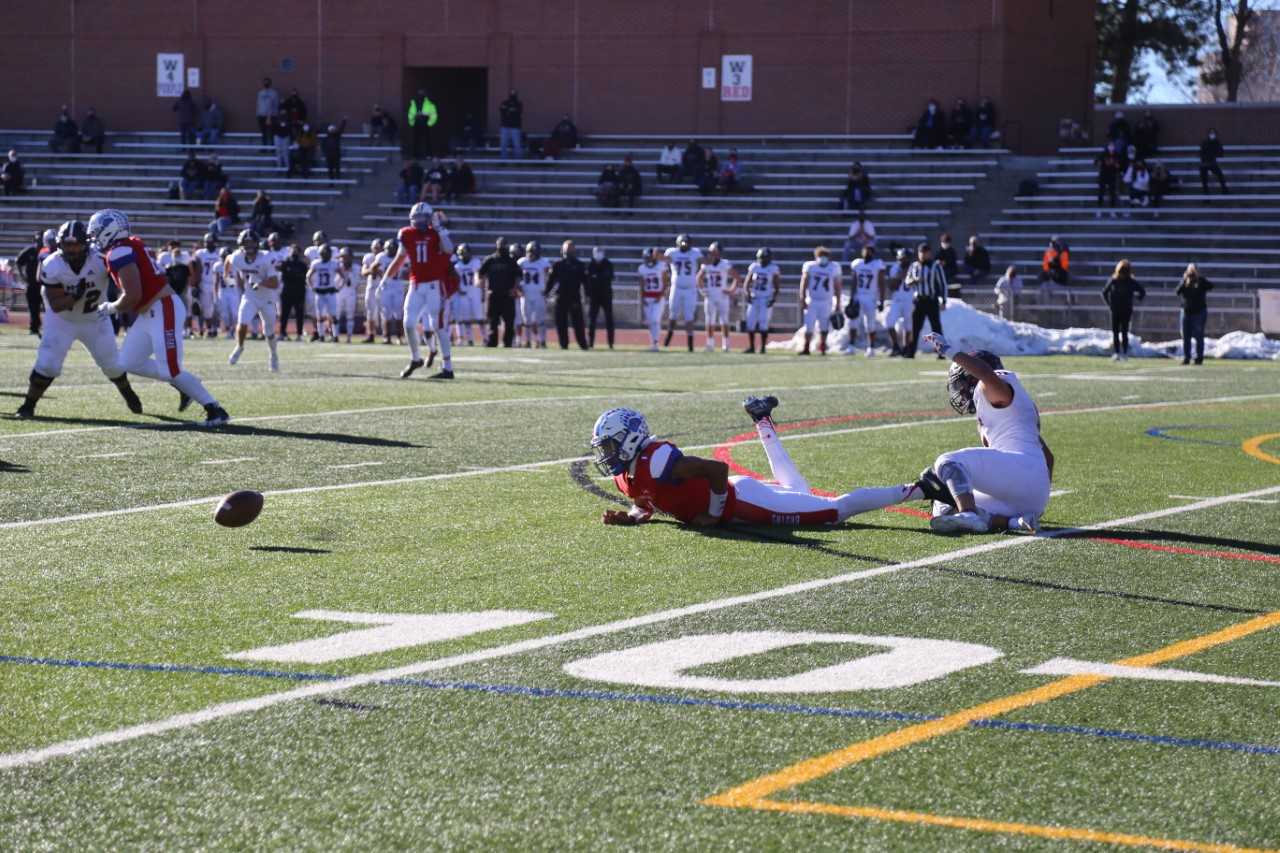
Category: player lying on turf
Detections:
[
  {"x1": 914, "y1": 333, "x2": 1053, "y2": 534},
  {"x1": 591, "y1": 396, "x2": 928, "y2": 527}
]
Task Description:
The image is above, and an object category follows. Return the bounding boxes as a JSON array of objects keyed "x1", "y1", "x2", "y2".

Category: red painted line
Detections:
[{"x1": 1090, "y1": 536, "x2": 1280, "y2": 564}]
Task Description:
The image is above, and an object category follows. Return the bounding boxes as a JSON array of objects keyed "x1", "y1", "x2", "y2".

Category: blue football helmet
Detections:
[
  {"x1": 591, "y1": 408, "x2": 651, "y2": 476},
  {"x1": 87, "y1": 209, "x2": 130, "y2": 251}
]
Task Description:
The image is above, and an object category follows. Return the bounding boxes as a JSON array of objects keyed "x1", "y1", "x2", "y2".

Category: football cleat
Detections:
[
  {"x1": 228, "y1": 345, "x2": 244, "y2": 365},
  {"x1": 178, "y1": 391, "x2": 193, "y2": 412},
  {"x1": 743, "y1": 395, "x2": 779, "y2": 424},
  {"x1": 427, "y1": 369, "x2": 454, "y2": 380},
  {"x1": 400, "y1": 358, "x2": 425, "y2": 378},
  {"x1": 120, "y1": 386, "x2": 143, "y2": 414},
  {"x1": 201, "y1": 404, "x2": 231, "y2": 427},
  {"x1": 269, "y1": 353, "x2": 280, "y2": 372},
  {"x1": 930, "y1": 511, "x2": 989, "y2": 534},
  {"x1": 914, "y1": 467, "x2": 955, "y2": 506},
  {"x1": 15, "y1": 402, "x2": 36, "y2": 419},
  {"x1": 426, "y1": 349, "x2": 436, "y2": 368},
  {"x1": 1010, "y1": 514, "x2": 1042, "y2": 534}
]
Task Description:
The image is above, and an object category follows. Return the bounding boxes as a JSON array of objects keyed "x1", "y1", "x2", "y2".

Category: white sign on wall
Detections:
[
  {"x1": 157, "y1": 53, "x2": 185, "y2": 97},
  {"x1": 702, "y1": 67, "x2": 716, "y2": 89},
  {"x1": 721, "y1": 54, "x2": 752, "y2": 101},
  {"x1": 187, "y1": 67, "x2": 201, "y2": 89}
]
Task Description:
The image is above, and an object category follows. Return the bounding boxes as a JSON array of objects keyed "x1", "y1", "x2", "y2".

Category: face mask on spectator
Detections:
[{"x1": 592, "y1": 250, "x2": 605, "y2": 262}]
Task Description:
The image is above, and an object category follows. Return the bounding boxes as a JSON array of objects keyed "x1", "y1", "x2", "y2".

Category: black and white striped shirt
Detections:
[{"x1": 906, "y1": 260, "x2": 948, "y2": 303}]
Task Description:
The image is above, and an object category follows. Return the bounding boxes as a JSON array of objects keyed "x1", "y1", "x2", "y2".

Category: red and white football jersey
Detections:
[
  {"x1": 613, "y1": 441, "x2": 738, "y2": 524},
  {"x1": 397, "y1": 226, "x2": 452, "y2": 290},
  {"x1": 104, "y1": 236, "x2": 169, "y2": 311}
]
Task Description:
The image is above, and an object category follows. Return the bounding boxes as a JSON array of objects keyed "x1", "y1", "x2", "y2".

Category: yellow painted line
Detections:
[
  {"x1": 704, "y1": 608, "x2": 1280, "y2": 850},
  {"x1": 749, "y1": 800, "x2": 1278, "y2": 853},
  {"x1": 1242, "y1": 433, "x2": 1280, "y2": 466}
]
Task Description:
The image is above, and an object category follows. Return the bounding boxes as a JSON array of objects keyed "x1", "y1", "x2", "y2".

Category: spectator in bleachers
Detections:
[
  {"x1": 679, "y1": 140, "x2": 704, "y2": 183},
  {"x1": 420, "y1": 157, "x2": 446, "y2": 204},
  {"x1": 292, "y1": 123, "x2": 317, "y2": 177},
  {"x1": 842, "y1": 215, "x2": 876, "y2": 264},
  {"x1": 969, "y1": 97, "x2": 997, "y2": 148},
  {"x1": 1094, "y1": 143, "x2": 1119, "y2": 217},
  {"x1": 1106, "y1": 110, "x2": 1131, "y2": 151},
  {"x1": 585, "y1": 246, "x2": 615, "y2": 348},
  {"x1": 256, "y1": 78, "x2": 279, "y2": 146},
  {"x1": 451, "y1": 112, "x2": 483, "y2": 153},
  {"x1": 936, "y1": 233, "x2": 959, "y2": 285},
  {"x1": 80, "y1": 108, "x2": 106, "y2": 154},
  {"x1": 1176, "y1": 263, "x2": 1213, "y2": 365},
  {"x1": 1149, "y1": 159, "x2": 1172, "y2": 210},
  {"x1": 657, "y1": 143, "x2": 680, "y2": 185},
  {"x1": 499, "y1": 89, "x2": 523, "y2": 160},
  {"x1": 717, "y1": 150, "x2": 741, "y2": 195},
  {"x1": 173, "y1": 90, "x2": 198, "y2": 146},
  {"x1": 1037, "y1": 236, "x2": 1069, "y2": 296},
  {"x1": 1132, "y1": 110, "x2": 1161, "y2": 159},
  {"x1": 407, "y1": 90, "x2": 438, "y2": 158},
  {"x1": 249, "y1": 189, "x2": 274, "y2": 234},
  {"x1": 49, "y1": 107, "x2": 80, "y2": 153},
  {"x1": 444, "y1": 155, "x2": 475, "y2": 202},
  {"x1": 282, "y1": 88, "x2": 308, "y2": 126},
  {"x1": 948, "y1": 99, "x2": 972, "y2": 149},
  {"x1": 840, "y1": 162, "x2": 872, "y2": 213},
  {"x1": 1102, "y1": 258, "x2": 1145, "y2": 361},
  {"x1": 595, "y1": 164, "x2": 619, "y2": 206},
  {"x1": 272, "y1": 110, "x2": 293, "y2": 172},
  {"x1": 396, "y1": 158, "x2": 424, "y2": 204},
  {"x1": 210, "y1": 186, "x2": 241, "y2": 238},
  {"x1": 1122, "y1": 158, "x2": 1151, "y2": 212},
  {"x1": 1120, "y1": 144, "x2": 1137, "y2": 176},
  {"x1": 963, "y1": 235, "x2": 991, "y2": 290},
  {"x1": 544, "y1": 114, "x2": 579, "y2": 160},
  {"x1": 697, "y1": 148, "x2": 720, "y2": 196},
  {"x1": 1, "y1": 150, "x2": 25, "y2": 195},
  {"x1": 321, "y1": 118, "x2": 347, "y2": 181},
  {"x1": 369, "y1": 104, "x2": 397, "y2": 143},
  {"x1": 198, "y1": 98, "x2": 224, "y2": 146},
  {"x1": 179, "y1": 151, "x2": 205, "y2": 200},
  {"x1": 202, "y1": 153, "x2": 226, "y2": 200},
  {"x1": 993, "y1": 265, "x2": 1021, "y2": 321},
  {"x1": 618, "y1": 155, "x2": 642, "y2": 206},
  {"x1": 912, "y1": 100, "x2": 945, "y2": 150},
  {"x1": 1199, "y1": 129, "x2": 1228, "y2": 197}
]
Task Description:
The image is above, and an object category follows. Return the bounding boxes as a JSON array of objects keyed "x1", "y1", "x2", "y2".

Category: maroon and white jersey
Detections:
[{"x1": 40, "y1": 250, "x2": 111, "y2": 323}]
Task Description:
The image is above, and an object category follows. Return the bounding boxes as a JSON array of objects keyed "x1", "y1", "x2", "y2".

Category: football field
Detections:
[{"x1": 2, "y1": 334, "x2": 1279, "y2": 852}]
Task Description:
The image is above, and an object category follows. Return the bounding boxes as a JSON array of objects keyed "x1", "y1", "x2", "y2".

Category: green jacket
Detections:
[{"x1": 408, "y1": 96, "x2": 438, "y2": 127}]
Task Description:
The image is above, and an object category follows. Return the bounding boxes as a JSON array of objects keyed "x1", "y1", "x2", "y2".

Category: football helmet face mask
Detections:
[
  {"x1": 456, "y1": 243, "x2": 471, "y2": 262},
  {"x1": 525, "y1": 240, "x2": 540, "y2": 260},
  {"x1": 87, "y1": 209, "x2": 130, "y2": 252},
  {"x1": 591, "y1": 407, "x2": 651, "y2": 477},
  {"x1": 409, "y1": 201, "x2": 433, "y2": 229},
  {"x1": 56, "y1": 220, "x2": 89, "y2": 269},
  {"x1": 203, "y1": 232, "x2": 218, "y2": 251},
  {"x1": 947, "y1": 350, "x2": 1005, "y2": 415},
  {"x1": 312, "y1": 230, "x2": 328, "y2": 246},
  {"x1": 641, "y1": 247, "x2": 657, "y2": 266},
  {"x1": 756, "y1": 247, "x2": 772, "y2": 265},
  {"x1": 383, "y1": 238, "x2": 398, "y2": 254},
  {"x1": 237, "y1": 228, "x2": 260, "y2": 258},
  {"x1": 675, "y1": 234, "x2": 690, "y2": 251}
]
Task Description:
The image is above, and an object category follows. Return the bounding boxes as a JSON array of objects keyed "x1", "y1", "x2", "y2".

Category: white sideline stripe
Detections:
[
  {"x1": 328, "y1": 462, "x2": 384, "y2": 469},
  {"x1": 5, "y1": 391, "x2": 1280, "y2": 531},
  {"x1": 4, "y1": 483, "x2": 1279, "y2": 771},
  {"x1": 76, "y1": 452, "x2": 133, "y2": 460},
  {"x1": 200, "y1": 457, "x2": 257, "y2": 466},
  {"x1": 1170, "y1": 494, "x2": 1277, "y2": 505}
]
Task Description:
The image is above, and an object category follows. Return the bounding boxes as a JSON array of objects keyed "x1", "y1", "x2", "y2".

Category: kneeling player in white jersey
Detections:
[
  {"x1": 227, "y1": 229, "x2": 281, "y2": 371},
  {"x1": 884, "y1": 247, "x2": 915, "y2": 356},
  {"x1": 799, "y1": 245, "x2": 842, "y2": 356},
  {"x1": 696, "y1": 242, "x2": 739, "y2": 352},
  {"x1": 663, "y1": 234, "x2": 702, "y2": 352},
  {"x1": 637, "y1": 248, "x2": 669, "y2": 351},
  {"x1": 742, "y1": 247, "x2": 780, "y2": 353},
  {"x1": 15, "y1": 220, "x2": 143, "y2": 419},
  {"x1": 915, "y1": 334, "x2": 1053, "y2": 534},
  {"x1": 307, "y1": 244, "x2": 342, "y2": 342},
  {"x1": 849, "y1": 244, "x2": 885, "y2": 356}
]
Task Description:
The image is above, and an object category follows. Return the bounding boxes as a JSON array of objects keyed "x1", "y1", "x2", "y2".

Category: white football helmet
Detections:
[
  {"x1": 87, "y1": 209, "x2": 131, "y2": 251},
  {"x1": 591, "y1": 408, "x2": 650, "y2": 476},
  {"x1": 409, "y1": 201, "x2": 433, "y2": 228}
]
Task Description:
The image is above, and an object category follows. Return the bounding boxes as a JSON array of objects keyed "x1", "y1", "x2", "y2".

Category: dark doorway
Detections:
[{"x1": 401, "y1": 67, "x2": 488, "y2": 159}]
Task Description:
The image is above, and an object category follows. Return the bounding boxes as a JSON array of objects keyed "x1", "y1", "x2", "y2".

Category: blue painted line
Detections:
[
  {"x1": 1145, "y1": 426, "x2": 1240, "y2": 447},
  {"x1": 4, "y1": 653, "x2": 1278, "y2": 757}
]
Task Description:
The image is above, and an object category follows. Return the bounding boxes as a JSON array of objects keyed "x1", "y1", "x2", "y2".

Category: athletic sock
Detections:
[
  {"x1": 836, "y1": 485, "x2": 916, "y2": 521},
  {"x1": 170, "y1": 370, "x2": 215, "y2": 407}
]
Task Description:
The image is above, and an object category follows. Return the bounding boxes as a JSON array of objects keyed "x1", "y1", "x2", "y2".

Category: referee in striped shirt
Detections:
[{"x1": 904, "y1": 241, "x2": 948, "y2": 359}]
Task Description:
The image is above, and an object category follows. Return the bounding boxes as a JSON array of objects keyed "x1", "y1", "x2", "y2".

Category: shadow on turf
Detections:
[
  {"x1": 0, "y1": 460, "x2": 31, "y2": 473},
  {"x1": 210, "y1": 424, "x2": 423, "y2": 449},
  {"x1": 1069, "y1": 528, "x2": 1280, "y2": 557},
  {"x1": 250, "y1": 545, "x2": 331, "y2": 555}
]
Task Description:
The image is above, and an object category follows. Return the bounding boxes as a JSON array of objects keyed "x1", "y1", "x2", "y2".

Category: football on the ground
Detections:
[{"x1": 214, "y1": 490, "x2": 264, "y2": 528}]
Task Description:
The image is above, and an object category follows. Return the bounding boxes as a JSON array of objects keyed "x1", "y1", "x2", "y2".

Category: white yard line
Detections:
[
  {"x1": 328, "y1": 461, "x2": 385, "y2": 469},
  {"x1": 3, "y1": 483, "x2": 1278, "y2": 771},
  {"x1": 200, "y1": 457, "x2": 257, "y2": 465}
]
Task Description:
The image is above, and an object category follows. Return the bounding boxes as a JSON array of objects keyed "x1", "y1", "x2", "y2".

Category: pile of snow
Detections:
[{"x1": 769, "y1": 299, "x2": 1280, "y2": 361}]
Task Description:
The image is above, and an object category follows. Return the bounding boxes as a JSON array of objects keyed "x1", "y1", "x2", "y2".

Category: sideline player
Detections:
[
  {"x1": 451, "y1": 243, "x2": 483, "y2": 346},
  {"x1": 87, "y1": 209, "x2": 229, "y2": 425},
  {"x1": 637, "y1": 247, "x2": 669, "y2": 352},
  {"x1": 381, "y1": 201, "x2": 455, "y2": 379},
  {"x1": 378, "y1": 237, "x2": 407, "y2": 345},
  {"x1": 307, "y1": 244, "x2": 342, "y2": 342},
  {"x1": 15, "y1": 220, "x2": 143, "y2": 419},
  {"x1": 192, "y1": 233, "x2": 222, "y2": 339},
  {"x1": 663, "y1": 234, "x2": 702, "y2": 351},
  {"x1": 916, "y1": 333, "x2": 1052, "y2": 534},
  {"x1": 361, "y1": 238, "x2": 384, "y2": 343},
  {"x1": 216, "y1": 246, "x2": 238, "y2": 338},
  {"x1": 849, "y1": 243, "x2": 885, "y2": 356},
  {"x1": 336, "y1": 247, "x2": 358, "y2": 342},
  {"x1": 303, "y1": 230, "x2": 329, "y2": 340},
  {"x1": 798, "y1": 245, "x2": 842, "y2": 356},
  {"x1": 884, "y1": 247, "x2": 915, "y2": 356},
  {"x1": 696, "y1": 241, "x2": 739, "y2": 352},
  {"x1": 591, "y1": 396, "x2": 926, "y2": 527},
  {"x1": 516, "y1": 240, "x2": 550, "y2": 349},
  {"x1": 742, "y1": 247, "x2": 780, "y2": 354},
  {"x1": 227, "y1": 229, "x2": 281, "y2": 371}
]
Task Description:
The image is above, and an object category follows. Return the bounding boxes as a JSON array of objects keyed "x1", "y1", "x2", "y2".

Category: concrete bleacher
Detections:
[
  {"x1": 338, "y1": 134, "x2": 1008, "y2": 328},
  {"x1": 0, "y1": 129, "x2": 398, "y2": 259},
  {"x1": 979, "y1": 144, "x2": 1280, "y2": 336}
]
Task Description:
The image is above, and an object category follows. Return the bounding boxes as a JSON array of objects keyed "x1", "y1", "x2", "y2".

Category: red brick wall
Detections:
[
  {"x1": 1092, "y1": 103, "x2": 1280, "y2": 148},
  {"x1": 3, "y1": 0, "x2": 1093, "y2": 154}
]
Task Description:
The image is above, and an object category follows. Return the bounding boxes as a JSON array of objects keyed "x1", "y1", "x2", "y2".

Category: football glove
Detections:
[
  {"x1": 925, "y1": 333, "x2": 955, "y2": 359},
  {"x1": 96, "y1": 301, "x2": 118, "y2": 319}
]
